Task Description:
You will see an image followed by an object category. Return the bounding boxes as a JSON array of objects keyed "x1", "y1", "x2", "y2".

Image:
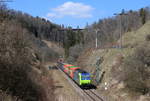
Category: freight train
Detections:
[{"x1": 57, "y1": 62, "x2": 91, "y2": 87}]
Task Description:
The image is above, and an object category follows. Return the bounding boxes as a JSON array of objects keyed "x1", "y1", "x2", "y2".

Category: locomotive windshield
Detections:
[{"x1": 81, "y1": 73, "x2": 91, "y2": 80}]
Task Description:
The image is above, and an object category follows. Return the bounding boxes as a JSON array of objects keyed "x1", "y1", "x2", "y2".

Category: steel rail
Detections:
[
  {"x1": 84, "y1": 89, "x2": 104, "y2": 101},
  {"x1": 55, "y1": 65, "x2": 105, "y2": 101}
]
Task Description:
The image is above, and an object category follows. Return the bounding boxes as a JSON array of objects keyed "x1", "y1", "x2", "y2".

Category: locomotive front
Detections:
[{"x1": 79, "y1": 72, "x2": 91, "y2": 85}]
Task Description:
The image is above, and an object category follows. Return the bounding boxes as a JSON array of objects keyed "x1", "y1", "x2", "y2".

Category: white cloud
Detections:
[
  {"x1": 46, "y1": 1, "x2": 94, "y2": 18},
  {"x1": 47, "y1": 13, "x2": 57, "y2": 18}
]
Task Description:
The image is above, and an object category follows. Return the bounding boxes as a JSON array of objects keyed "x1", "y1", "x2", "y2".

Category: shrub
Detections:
[
  {"x1": 67, "y1": 44, "x2": 84, "y2": 63},
  {"x1": 146, "y1": 34, "x2": 150, "y2": 41},
  {"x1": 0, "y1": 90, "x2": 21, "y2": 101},
  {"x1": 123, "y1": 42, "x2": 150, "y2": 95},
  {"x1": 0, "y1": 20, "x2": 41, "y2": 100},
  {"x1": 29, "y1": 35, "x2": 59, "y2": 62}
]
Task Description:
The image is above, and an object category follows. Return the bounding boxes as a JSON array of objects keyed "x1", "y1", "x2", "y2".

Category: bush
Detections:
[
  {"x1": 123, "y1": 42, "x2": 150, "y2": 95},
  {"x1": 146, "y1": 34, "x2": 150, "y2": 41},
  {"x1": 66, "y1": 44, "x2": 84, "y2": 63},
  {"x1": 0, "y1": 20, "x2": 55, "y2": 101},
  {"x1": 0, "y1": 90, "x2": 21, "y2": 101},
  {"x1": 29, "y1": 35, "x2": 59, "y2": 63}
]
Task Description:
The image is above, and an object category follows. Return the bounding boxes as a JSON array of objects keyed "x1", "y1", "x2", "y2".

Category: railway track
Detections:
[
  {"x1": 83, "y1": 89, "x2": 104, "y2": 101},
  {"x1": 55, "y1": 65, "x2": 105, "y2": 101}
]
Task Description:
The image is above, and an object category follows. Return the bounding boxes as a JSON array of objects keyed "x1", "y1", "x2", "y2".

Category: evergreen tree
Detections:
[{"x1": 140, "y1": 8, "x2": 146, "y2": 24}]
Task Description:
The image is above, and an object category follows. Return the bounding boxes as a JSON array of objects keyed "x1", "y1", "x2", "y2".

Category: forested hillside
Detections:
[
  {"x1": 76, "y1": 7, "x2": 150, "y2": 101},
  {"x1": 0, "y1": 2, "x2": 85, "y2": 100},
  {"x1": 83, "y1": 7, "x2": 150, "y2": 48},
  {"x1": 0, "y1": 3, "x2": 83, "y2": 56},
  {"x1": 0, "y1": 2, "x2": 150, "y2": 101},
  {"x1": 0, "y1": 3, "x2": 62, "y2": 101},
  {"x1": 67, "y1": 7, "x2": 150, "y2": 63}
]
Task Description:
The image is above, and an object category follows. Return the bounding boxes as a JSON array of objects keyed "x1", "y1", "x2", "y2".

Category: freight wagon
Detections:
[{"x1": 58, "y1": 62, "x2": 91, "y2": 87}]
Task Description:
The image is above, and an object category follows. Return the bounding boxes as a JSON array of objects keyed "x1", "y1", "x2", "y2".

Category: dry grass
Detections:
[
  {"x1": 42, "y1": 40, "x2": 64, "y2": 56},
  {"x1": 0, "y1": 90, "x2": 21, "y2": 101},
  {"x1": 122, "y1": 21, "x2": 150, "y2": 48},
  {"x1": 46, "y1": 62, "x2": 83, "y2": 101}
]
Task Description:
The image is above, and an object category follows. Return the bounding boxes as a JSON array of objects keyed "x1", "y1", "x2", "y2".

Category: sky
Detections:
[{"x1": 7, "y1": 0, "x2": 150, "y2": 28}]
